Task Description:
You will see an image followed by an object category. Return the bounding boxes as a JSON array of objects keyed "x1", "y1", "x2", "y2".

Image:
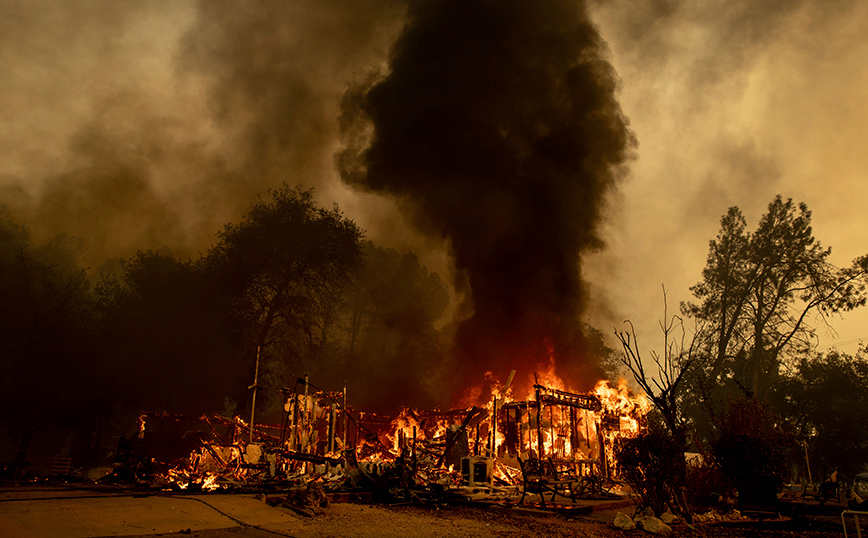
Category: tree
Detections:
[
  {"x1": 683, "y1": 196, "x2": 867, "y2": 404},
  {"x1": 711, "y1": 397, "x2": 795, "y2": 488},
  {"x1": 0, "y1": 208, "x2": 99, "y2": 477},
  {"x1": 328, "y1": 242, "x2": 449, "y2": 411},
  {"x1": 205, "y1": 185, "x2": 363, "y2": 417},
  {"x1": 616, "y1": 287, "x2": 701, "y2": 443},
  {"x1": 615, "y1": 288, "x2": 702, "y2": 518},
  {"x1": 584, "y1": 322, "x2": 622, "y2": 384},
  {"x1": 781, "y1": 346, "x2": 868, "y2": 481},
  {"x1": 95, "y1": 249, "x2": 245, "y2": 416}
]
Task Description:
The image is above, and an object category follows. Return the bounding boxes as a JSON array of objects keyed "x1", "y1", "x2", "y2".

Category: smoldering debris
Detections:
[{"x1": 98, "y1": 376, "x2": 646, "y2": 514}]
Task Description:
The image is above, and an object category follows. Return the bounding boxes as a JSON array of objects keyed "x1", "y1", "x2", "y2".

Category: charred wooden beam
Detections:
[
  {"x1": 281, "y1": 450, "x2": 342, "y2": 466},
  {"x1": 532, "y1": 385, "x2": 602, "y2": 411}
]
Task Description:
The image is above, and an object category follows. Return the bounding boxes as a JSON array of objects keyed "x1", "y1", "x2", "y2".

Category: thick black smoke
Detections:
[{"x1": 338, "y1": 0, "x2": 636, "y2": 396}]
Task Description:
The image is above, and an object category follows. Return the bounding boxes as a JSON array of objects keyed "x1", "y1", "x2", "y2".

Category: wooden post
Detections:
[
  {"x1": 535, "y1": 387, "x2": 544, "y2": 458},
  {"x1": 492, "y1": 395, "x2": 497, "y2": 458},
  {"x1": 328, "y1": 403, "x2": 336, "y2": 454},
  {"x1": 503, "y1": 369, "x2": 516, "y2": 395},
  {"x1": 596, "y1": 421, "x2": 607, "y2": 478},
  {"x1": 569, "y1": 407, "x2": 577, "y2": 461},
  {"x1": 288, "y1": 395, "x2": 296, "y2": 450},
  {"x1": 549, "y1": 403, "x2": 556, "y2": 459}
]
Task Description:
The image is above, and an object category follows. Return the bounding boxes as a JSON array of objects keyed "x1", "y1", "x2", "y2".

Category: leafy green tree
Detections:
[
  {"x1": 683, "y1": 196, "x2": 867, "y2": 407},
  {"x1": 781, "y1": 347, "x2": 868, "y2": 481}
]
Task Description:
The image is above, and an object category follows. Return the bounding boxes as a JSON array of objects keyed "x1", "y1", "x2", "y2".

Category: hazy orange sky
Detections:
[
  {"x1": 588, "y1": 0, "x2": 868, "y2": 353},
  {"x1": 2, "y1": 0, "x2": 866, "y2": 359}
]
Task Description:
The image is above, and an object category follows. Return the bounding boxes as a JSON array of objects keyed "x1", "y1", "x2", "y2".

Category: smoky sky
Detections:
[
  {"x1": 584, "y1": 0, "x2": 868, "y2": 351},
  {"x1": 2, "y1": 0, "x2": 866, "y2": 409},
  {"x1": 0, "y1": 0, "x2": 406, "y2": 271},
  {"x1": 338, "y1": 0, "x2": 636, "y2": 394}
]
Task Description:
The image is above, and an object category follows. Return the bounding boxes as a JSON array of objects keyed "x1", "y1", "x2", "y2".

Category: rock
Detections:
[
  {"x1": 636, "y1": 516, "x2": 673, "y2": 535},
  {"x1": 613, "y1": 512, "x2": 636, "y2": 530},
  {"x1": 641, "y1": 506, "x2": 656, "y2": 518},
  {"x1": 660, "y1": 511, "x2": 679, "y2": 525}
]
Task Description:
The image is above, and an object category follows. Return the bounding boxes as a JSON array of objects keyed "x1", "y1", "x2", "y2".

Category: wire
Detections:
[{"x1": 817, "y1": 337, "x2": 866, "y2": 350}]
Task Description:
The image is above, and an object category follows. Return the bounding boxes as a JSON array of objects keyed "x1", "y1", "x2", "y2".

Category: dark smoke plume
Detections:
[{"x1": 338, "y1": 0, "x2": 636, "y2": 397}]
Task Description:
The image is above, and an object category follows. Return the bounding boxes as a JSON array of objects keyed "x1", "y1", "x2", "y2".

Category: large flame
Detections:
[{"x1": 152, "y1": 366, "x2": 651, "y2": 493}]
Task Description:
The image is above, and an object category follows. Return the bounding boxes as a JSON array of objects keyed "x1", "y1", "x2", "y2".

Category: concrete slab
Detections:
[
  {"x1": 184, "y1": 495, "x2": 302, "y2": 534},
  {"x1": 0, "y1": 494, "x2": 301, "y2": 538}
]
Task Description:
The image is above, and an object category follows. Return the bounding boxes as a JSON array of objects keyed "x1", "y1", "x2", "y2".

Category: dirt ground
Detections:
[
  {"x1": 268, "y1": 502, "x2": 847, "y2": 538},
  {"x1": 6, "y1": 482, "x2": 849, "y2": 538}
]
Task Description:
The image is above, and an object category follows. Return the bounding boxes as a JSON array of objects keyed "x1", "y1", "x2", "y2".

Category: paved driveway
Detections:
[{"x1": 0, "y1": 492, "x2": 301, "y2": 538}]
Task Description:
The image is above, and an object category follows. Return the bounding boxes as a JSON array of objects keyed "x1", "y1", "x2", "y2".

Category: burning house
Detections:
[{"x1": 131, "y1": 370, "x2": 648, "y2": 508}]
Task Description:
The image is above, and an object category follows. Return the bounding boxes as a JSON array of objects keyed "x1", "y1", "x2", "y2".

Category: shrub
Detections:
[
  {"x1": 712, "y1": 398, "x2": 794, "y2": 487},
  {"x1": 615, "y1": 423, "x2": 684, "y2": 515},
  {"x1": 684, "y1": 456, "x2": 730, "y2": 508}
]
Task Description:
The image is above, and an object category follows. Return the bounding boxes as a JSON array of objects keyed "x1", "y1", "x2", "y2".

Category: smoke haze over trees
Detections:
[
  {"x1": 0, "y1": 188, "x2": 454, "y2": 473},
  {"x1": 3, "y1": 0, "x2": 866, "y2": 389},
  {"x1": 0, "y1": 208, "x2": 107, "y2": 477}
]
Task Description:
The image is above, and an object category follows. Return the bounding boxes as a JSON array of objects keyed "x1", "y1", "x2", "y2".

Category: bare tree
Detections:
[
  {"x1": 614, "y1": 287, "x2": 703, "y2": 518},
  {"x1": 615, "y1": 286, "x2": 703, "y2": 441}
]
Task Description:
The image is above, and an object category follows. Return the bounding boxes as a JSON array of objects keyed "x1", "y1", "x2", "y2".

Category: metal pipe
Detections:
[
  {"x1": 302, "y1": 373, "x2": 309, "y2": 454},
  {"x1": 343, "y1": 383, "x2": 348, "y2": 450},
  {"x1": 804, "y1": 440, "x2": 814, "y2": 491},
  {"x1": 248, "y1": 347, "x2": 261, "y2": 442}
]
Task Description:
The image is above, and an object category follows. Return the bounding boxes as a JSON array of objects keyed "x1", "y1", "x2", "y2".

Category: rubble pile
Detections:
[{"x1": 104, "y1": 375, "x2": 648, "y2": 512}]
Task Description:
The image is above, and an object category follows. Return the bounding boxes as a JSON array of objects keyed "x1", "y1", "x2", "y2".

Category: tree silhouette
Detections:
[
  {"x1": 330, "y1": 242, "x2": 449, "y2": 411},
  {"x1": 683, "y1": 196, "x2": 867, "y2": 403},
  {"x1": 782, "y1": 346, "x2": 868, "y2": 481},
  {"x1": 205, "y1": 185, "x2": 363, "y2": 417},
  {"x1": 0, "y1": 209, "x2": 99, "y2": 477}
]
